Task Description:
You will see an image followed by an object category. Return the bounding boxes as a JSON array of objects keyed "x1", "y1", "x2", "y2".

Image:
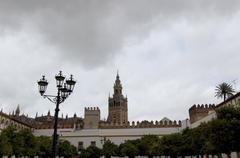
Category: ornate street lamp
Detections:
[
  {"x1": 37, "y1": 71, "x2": 76, "y2": 158},
  {"x1": 37, "y1": 76, "x2": 48, "y2": 96}
]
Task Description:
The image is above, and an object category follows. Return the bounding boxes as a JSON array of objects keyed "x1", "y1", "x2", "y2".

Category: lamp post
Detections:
[{"x1": 37, "y1": 71, "x2": 76, "y2": 158}]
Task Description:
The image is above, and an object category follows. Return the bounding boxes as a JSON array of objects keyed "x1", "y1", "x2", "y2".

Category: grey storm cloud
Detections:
[
  {"x1": 0, "y1": 0, "x2": 240, "y2": 68},
  {"x1": 1, "y1": 1, "x2": 240, "y2": 120}
]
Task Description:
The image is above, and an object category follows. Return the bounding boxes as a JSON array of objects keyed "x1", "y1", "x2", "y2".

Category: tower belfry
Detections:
[{"x1": 107, "y1": 73, "x2": 128, "y2": 124}]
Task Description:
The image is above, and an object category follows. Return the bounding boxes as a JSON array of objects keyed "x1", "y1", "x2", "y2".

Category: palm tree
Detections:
[{"x1": 215, "y1": 82, "x2": 235, "y2": 101}]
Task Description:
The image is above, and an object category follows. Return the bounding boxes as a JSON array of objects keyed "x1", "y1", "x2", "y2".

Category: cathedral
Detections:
[
  {"x1": 1, "y1": 73, "x2": 183, "y2": 148},
  {"x1": 1, "y1": 73, "x2": 240, "y2": 148},
  {"x1": 4, "y1": 73, "x2": 179, "y2": 131}
]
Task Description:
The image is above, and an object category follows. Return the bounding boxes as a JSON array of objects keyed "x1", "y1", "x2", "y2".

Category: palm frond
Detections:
[{"x1": 215, "y1": 82, "x2": 235, "y2": 101}]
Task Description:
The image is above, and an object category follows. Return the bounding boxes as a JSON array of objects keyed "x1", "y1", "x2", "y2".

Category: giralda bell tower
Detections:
[{"x1": 107, "y1": 73, "x2": 128, "y2": 124}]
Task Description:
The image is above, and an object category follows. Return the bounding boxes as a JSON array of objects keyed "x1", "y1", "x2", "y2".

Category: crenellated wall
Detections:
[
  {"x1": 189, "y1": 104, "x2": 215, "y2": 123},
  {"x1": 84, "y1": 107, "x2": 100, "y2": 129},
  {"x1": 99, "y1": 120, "x2": 181, "y2": 129}
]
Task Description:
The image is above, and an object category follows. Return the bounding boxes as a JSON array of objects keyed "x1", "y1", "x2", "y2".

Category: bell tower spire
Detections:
[
  {"x1": 114, "y1": 72, "x2": 122, "y2": 96},
  {"x1": 108, "y1": 72, "x2": 128, "y2": 125}
]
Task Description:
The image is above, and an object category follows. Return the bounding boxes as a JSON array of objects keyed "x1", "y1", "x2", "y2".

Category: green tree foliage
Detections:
[
  {"x1": 0, "y1": 127, "x2": 77, "y2": 157},
  {"x1": 157, "y1": 106, "x2": 240, "y2": 157},
  {"x1": 0, "y1": 127, "x2": 38, "y2": 157},
  {"x1": 216, "y1": 106, "x2": 240, "y2": 120},
  {"x1": 57, "y1": 139, "x2": 77, "y2": 158},
  {"x1": 214, "y1": 107, "x2": 240, "y2": 155},
  {"x1": 138, "y1": 135, "x2": 160, "y2": 158},
  {"x1": 1, "y1": 126, "x2": 24, "y2": 157},
  {"x1": 160, "y1": 133, "x2": 185, "y2": 157},
  {"x1": 215, "y1": 82, "x2": 235, "y2": 101},
  {"x1": 179, "y1": 128, "x2": 194, "y2": 156},
  {"x1": 101, "y1": 140, "x2": 119, "y2": 158},
  {"x1": 0, "y1": 133, "x2": 13, "y2": 156},
  {"x1": 19, "y1": 129, "x2": 38, "y2": 157},
  {"x1": 80, "y1": 145, "x2": 101, "y2": 158},
  {"x1": 190, "y1": 125, "x2": 208, "y2": 156},
  {"x1": 36, "y1": 136, "x2": 52, "y2": 157},
  {"x1": 192, "y1": 107, "x2": 240, "y2": 157},
  {"x1": 119, "y1": 140, "x2": 139, "y2": 158},
  {"x1": 209, "y1": 120, "x2": 232, "y2": 156}
]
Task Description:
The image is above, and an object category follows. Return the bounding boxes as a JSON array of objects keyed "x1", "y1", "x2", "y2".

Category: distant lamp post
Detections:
[
  {"x1": 37, "y1": 71, "x2": 76, "y2": 158},
  {"x1": 100, "y1": 136, "x2": 107, "y2": 144}
]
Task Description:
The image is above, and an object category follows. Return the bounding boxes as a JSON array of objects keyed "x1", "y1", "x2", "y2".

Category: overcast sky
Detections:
[{"x1": 0, "y1": 0, "x2": 240, "y2": 122}]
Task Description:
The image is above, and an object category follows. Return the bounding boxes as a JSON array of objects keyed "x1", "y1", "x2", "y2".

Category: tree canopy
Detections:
[
  {"x1": 0, "y1": 127, "x2": 77, "y2": 158},
  {"x1": 1, "y1": 106, "x2": 240, "y2": 157},
  {"x1": 215, "y1": 82, "x2": 235, "y2": 101},
  {"x1": 101, "y1": 140, "x2": 119, "y2": 158}
]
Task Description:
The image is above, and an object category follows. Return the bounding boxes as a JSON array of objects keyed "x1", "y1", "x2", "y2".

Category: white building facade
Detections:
[{"x1": 34, "y1": 127, "x2": 181, "y2": 149}]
